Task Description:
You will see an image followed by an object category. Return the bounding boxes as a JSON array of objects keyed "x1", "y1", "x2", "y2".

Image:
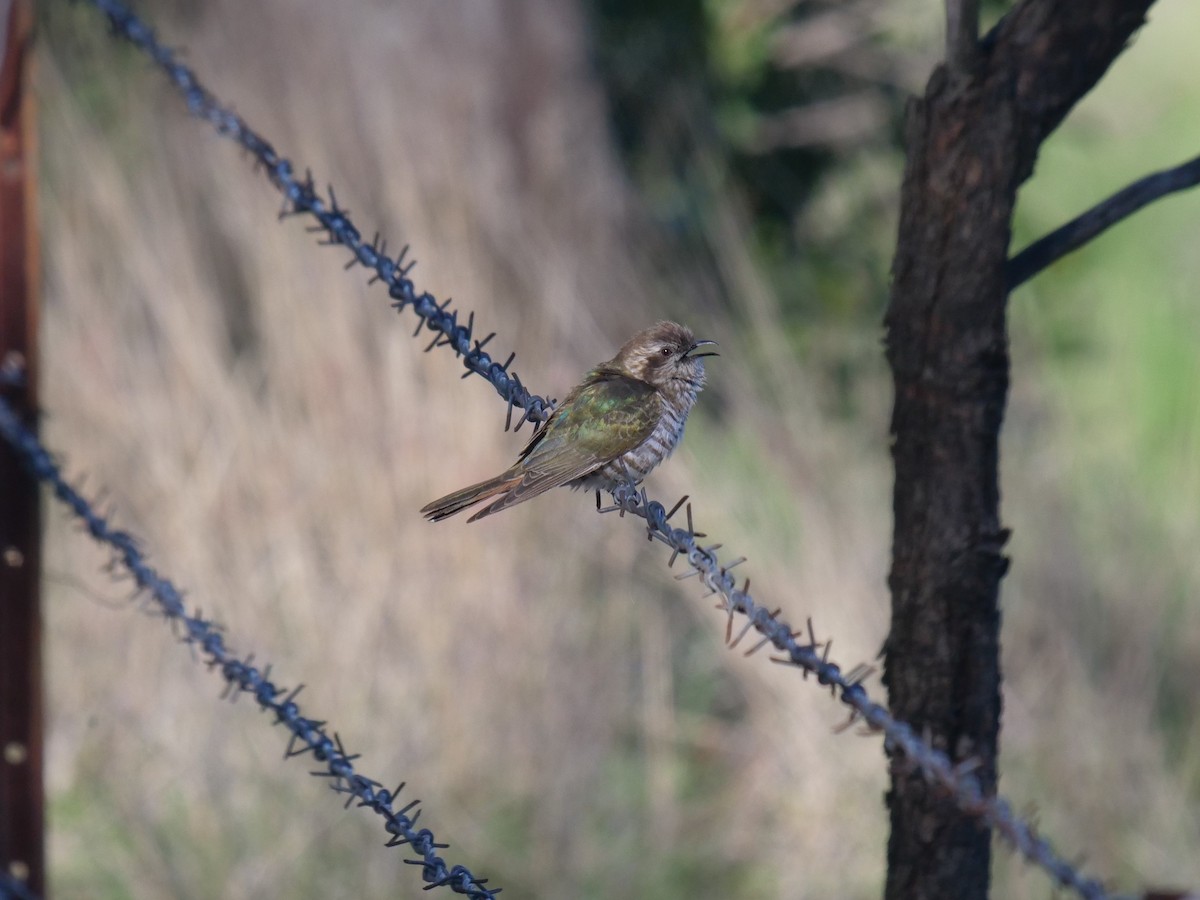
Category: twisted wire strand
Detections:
[
  {"x1": 0, "y1": 399, "x2": 501, "y2": 899},
  {"x1": 62, "y1": 1, "x2": 1133, "y2": 897}
]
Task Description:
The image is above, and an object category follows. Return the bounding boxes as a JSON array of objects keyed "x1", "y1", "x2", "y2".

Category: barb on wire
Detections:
[
  {"x1": 86, "y1": 0, "x2": 553, "y2": 434},
  {"x1": 72, "y1": 2, "x2": 1133, "y2": 898},
  {"x1": 0, "y1": 397, "x2": 500, "y2": 900}
]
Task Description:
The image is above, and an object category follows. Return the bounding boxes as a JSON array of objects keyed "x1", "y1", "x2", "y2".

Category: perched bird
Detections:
[{"x1": 422, "y1": 321, "x2": 717, "y2": 522}]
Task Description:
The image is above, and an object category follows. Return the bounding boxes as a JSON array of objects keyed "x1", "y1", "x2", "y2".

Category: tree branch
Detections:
[
  {"x1": 987, "y1": 0, "x2": 1156, "y2": 184},
  {"x1": 1007, "y1": 151, "x2": 1200, "y2": 288},
  {"x1": 945, "y1": 0, "x2": 980, "y2": 72}
]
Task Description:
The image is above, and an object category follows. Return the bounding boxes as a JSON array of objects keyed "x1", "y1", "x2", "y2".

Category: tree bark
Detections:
[{"x1": 882, "y1": 2, "x2": 1155, "y2": 898}]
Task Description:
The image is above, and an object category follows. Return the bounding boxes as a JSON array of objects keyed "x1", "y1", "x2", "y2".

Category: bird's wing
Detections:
[
  {"x1": 471, "y1": 374, "x2": 658, "y2": 519},
  {"x1": 520, "y1": 371, "x2": 658, "y2": 475}
]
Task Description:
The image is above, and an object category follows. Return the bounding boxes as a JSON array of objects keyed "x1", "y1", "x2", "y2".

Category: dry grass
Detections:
[{"x1": 32, "y1": 1, "x2": 1199, "y2": 898}]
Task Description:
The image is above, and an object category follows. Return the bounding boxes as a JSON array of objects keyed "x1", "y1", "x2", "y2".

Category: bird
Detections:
[{"x1": 421, "y1": 320, "x2": 717, "y2": 522}]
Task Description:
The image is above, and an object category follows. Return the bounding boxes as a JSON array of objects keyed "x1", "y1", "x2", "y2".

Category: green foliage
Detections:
[{"x1": 584, "y1": 0, "x2": 906, "y2": 330}]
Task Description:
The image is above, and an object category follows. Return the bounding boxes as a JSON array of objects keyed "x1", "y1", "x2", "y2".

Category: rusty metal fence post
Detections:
[{"x1": 0, "y1": 0, "x2": 43, "y2": 896}]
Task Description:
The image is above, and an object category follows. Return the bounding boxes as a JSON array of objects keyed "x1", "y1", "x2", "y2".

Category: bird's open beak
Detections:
[{"x1": 684, "y1": 339, "x2": 719, "y2": 360}]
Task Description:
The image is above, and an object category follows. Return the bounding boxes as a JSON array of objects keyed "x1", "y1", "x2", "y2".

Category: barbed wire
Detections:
[
  {"x1": 0, "y1": 397, "x2": 501, "y2": 899},
  {"x1": 87, "y1": 0, "x2": 554, "y2": 433},
  {"x1": 603, "y1": 485, "x2": 1133, "y2": 899},
  {"x1": 56, "y1": 1, "x2": 1137, "y2": 898},
  {"x1": 0, "y1": 872, "x2": 40, "y2": 900}
]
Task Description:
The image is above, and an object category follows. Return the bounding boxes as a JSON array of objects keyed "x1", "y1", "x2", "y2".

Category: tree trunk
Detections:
[{"x1": 882, "y1": 2, "x2": 1155, "y2": 898}]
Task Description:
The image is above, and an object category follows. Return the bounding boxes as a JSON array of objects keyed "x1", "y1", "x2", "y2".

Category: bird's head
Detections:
[{"x1": 609, "y1": 321, "x2": 718, "y2": 390}]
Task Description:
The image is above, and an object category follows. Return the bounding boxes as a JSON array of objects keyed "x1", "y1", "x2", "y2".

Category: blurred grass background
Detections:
[{"x1": 31, "y1": 0, "x2": 1200, "y2": 897}]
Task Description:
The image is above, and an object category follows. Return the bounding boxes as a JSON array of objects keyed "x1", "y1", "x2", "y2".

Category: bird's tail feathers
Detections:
[{"x1": 420, "y1": 470, "x2": 524, "y2": 522}]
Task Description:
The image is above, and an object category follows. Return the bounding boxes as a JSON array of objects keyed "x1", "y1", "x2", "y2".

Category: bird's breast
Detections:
[{"x1": 581, "y1": 383, "x2": 697, "y2": 489}]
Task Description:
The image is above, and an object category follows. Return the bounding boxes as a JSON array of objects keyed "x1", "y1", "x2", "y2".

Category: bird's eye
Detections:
[{"x1": 659, "y1": 347, "x2": 673, "y2": 358}]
